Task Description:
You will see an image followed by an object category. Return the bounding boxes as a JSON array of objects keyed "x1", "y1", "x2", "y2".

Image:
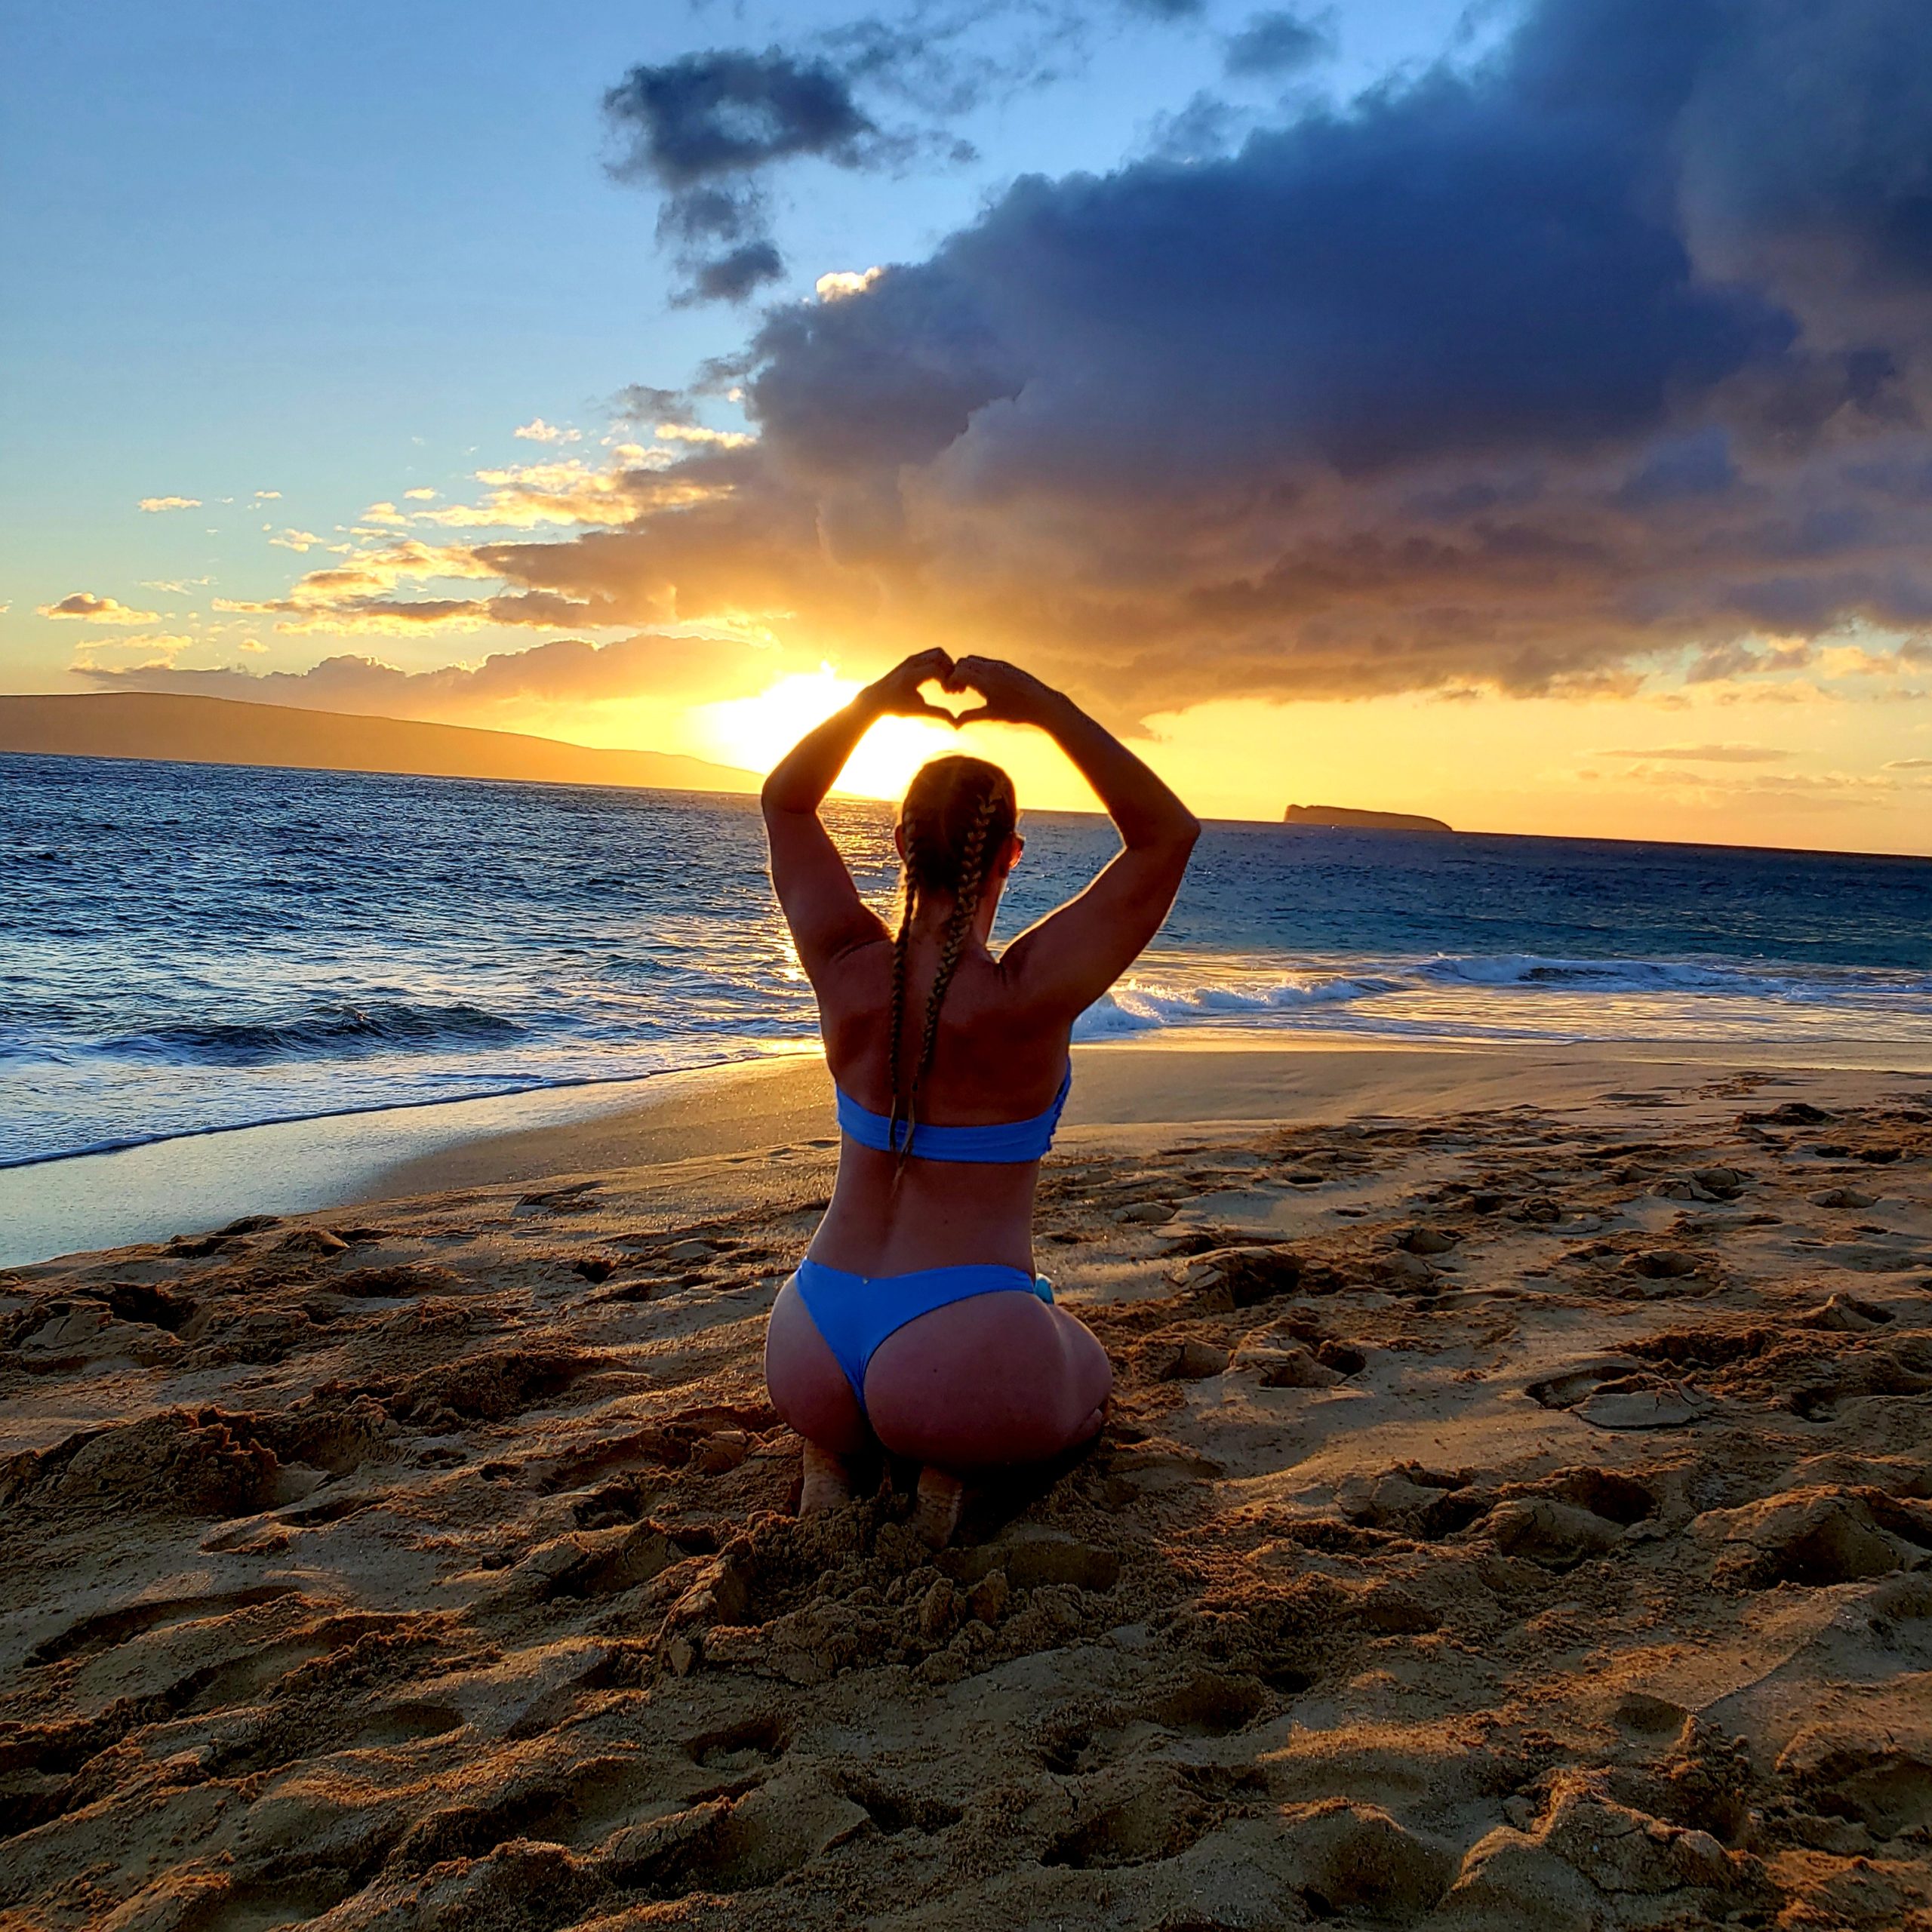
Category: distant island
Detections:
[
  {"x1": 1284, "y1": 803, "x2": 1453, "y2": 832},
  {"x1": 0, "y1": 693, "x2": 761, "y2": 796}
]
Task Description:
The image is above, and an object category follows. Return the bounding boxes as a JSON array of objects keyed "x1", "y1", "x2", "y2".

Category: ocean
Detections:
[{"x1": 5, "y1": 750, "x2": 1932, "y2": 1171}]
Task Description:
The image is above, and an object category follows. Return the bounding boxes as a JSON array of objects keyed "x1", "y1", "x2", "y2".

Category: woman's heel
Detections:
[
  {"x1": 800, "y1": 1441, "x2": 853, "y2": 1515},
  {"x1": 912, "y1": 1466, "x2": 965, "y2": 1549}
]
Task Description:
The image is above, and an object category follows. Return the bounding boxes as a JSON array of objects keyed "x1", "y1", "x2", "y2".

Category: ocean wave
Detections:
[
  {"x1": 1416, "y1": 953, "x2": 1783, "y2": 995},
  {"x1": 1415, "y1": 952, "x2": 1932, "y2": 1001},
  {"x1": 1074, "y1": 974, "x2": 1398, "y2": 1039},
  {"x1": 1070, "y1": 949, "x2": 1932, "y2": 1048},
  {"x1": 98, "y1": 1001, "x2": 526, "y2": 1066}
]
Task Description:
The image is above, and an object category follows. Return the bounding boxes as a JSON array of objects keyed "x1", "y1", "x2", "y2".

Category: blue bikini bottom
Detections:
[{"x1": 792, "y1": 1256, "x2": 1055, "y2": 1411}]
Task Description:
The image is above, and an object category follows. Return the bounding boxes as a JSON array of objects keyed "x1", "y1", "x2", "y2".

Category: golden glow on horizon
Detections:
[
  {"x1": 691, "y1": 667, "x2": 963, "y2": 799},
  {"x1": 683, "y1": 672, "x2": 1932, "y2": 854}
]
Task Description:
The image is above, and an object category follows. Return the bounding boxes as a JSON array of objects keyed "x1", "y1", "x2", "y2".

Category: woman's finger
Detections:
[{"x1": 950, "y1": 703, "x2": 996, "y2": 726}]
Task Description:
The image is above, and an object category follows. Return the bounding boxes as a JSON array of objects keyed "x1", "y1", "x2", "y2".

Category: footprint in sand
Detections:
[
  {"x1": 1527, "y1": 1357, "x2": 1714, "y2": 1429},
  {"x1": 1801, "y1": 1292, "x2": 1896, "y2": 1332},
  {"x1": 1576, "y1": 1380, "x2": 1714, "y2": 1429}
]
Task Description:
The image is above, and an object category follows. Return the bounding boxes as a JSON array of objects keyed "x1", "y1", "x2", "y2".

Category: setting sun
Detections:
[{"x1": 692, "y1": 667, "x2": 963, "y2": 800}]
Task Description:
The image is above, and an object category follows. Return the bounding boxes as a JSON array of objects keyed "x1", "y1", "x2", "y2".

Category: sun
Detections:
[{"x1": 692, "y1": 667, "x2": 961, "y2": 800}]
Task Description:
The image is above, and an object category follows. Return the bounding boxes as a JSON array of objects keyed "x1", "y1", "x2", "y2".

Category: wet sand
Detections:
[{"x1": 4, "y1": 1044, "x2": 1932, "y2": 1929}]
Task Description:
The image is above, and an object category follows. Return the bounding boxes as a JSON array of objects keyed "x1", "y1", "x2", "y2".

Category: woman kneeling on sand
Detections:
[{"x1": 761, "y1": 651, "x2": 1200, "y2": 1546}]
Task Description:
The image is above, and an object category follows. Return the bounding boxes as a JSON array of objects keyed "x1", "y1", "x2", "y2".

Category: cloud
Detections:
[
  {"x1": 816, "y1": 266, "x2": 884, "y2": 302},
  {"x1": 460, "y1": 0, "x2": 1932, "y2": 715},
  {"x1": 254, "y1": 490, "x2": 281, "y2": 500},
  {"x1": 612, "y1": 383, "x2": 695, "y2": 426},
  {"x1": 177, "y1": 451, "x2": 754, "y2": 639},
  {"x1": 514, "y1": 418, "x2": 580, "y2": 445},
  {"x1": 652, "y1": 421, "x2": 755, "y2": 450},
  {"x1": 1598, "y1": 743, "x2": 1791, "y2": 763},
  {"x1": 402, "y1": 488, "x2": 438, "y2": 500},
  {"x1": 37, "y1": 592, "x2": 161, "y2": 623},
  {"x1": 82, "y1": 630, "x2": 775, "y2": 723},
  {"x1": 137, "y1": 496, "x2": 201, "y2": 513},
  {"x1": 605, "y1": 48, "x2": 879, "y2": 189},
  {"x1": 601, "y1": 4, "x2": 1218, "y2": 302},
  {"x1": 68, "y1": 632, "x2": 197, "y2": 667},
  {"x1": 685, "y1": 240, "x2": 788, "y2": 304},
  {"x1": 604, "y1": 48, "x2": 885, "y2": 302},
  {"x1": 187, "y1": 1, "x2": 1932, "y2": 720},
  {"x1": 1224, "y1": 9, "x2": 1332, "y2": 78},
  {"x1": 1885, "y1": 757, "x2": 1932, "y2": 770},
  {"x1": 415, "y1": 455, "x2": 715, "y2": 531},
  {"x1": 207, "y1": 540, "x2": 520, "y2": 634}
]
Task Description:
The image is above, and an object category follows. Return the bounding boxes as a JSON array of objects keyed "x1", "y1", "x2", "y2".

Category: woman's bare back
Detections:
[{"x1": 809, "y1": 933, "x2": 1074, "y2": 1278}]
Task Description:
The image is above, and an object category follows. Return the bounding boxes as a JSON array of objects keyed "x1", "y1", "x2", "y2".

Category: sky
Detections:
[{"x1": 7, "y1": 0, "x2": 1932, "y2": 853}]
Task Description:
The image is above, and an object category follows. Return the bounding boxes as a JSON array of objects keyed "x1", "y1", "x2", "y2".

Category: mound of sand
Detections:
[{"x1": 4, "y1": 1059, "x2": 1932, "y2": 1929}]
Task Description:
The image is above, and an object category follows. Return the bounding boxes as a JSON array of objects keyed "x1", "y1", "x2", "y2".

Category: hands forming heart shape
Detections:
[{"x1": 872, "y1": 648, "x2": 1060, "y2": 730}]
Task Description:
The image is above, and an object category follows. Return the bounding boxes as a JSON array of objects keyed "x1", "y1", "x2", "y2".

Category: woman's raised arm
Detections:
[
  {"x1": 946, "y1": 656, "x2": 1200, "y2": 1014},
  {"x1": 762, "y1": 648, "x2": 958, "y2": 980}
]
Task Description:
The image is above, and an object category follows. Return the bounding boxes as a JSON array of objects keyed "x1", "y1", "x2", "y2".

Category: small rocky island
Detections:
[{"x1": 1284, "y1": 803, "x2": 1453, "y2": 832}]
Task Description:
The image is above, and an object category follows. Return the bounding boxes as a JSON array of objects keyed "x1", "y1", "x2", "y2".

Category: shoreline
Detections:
[
  {"x1": 8, "y1": 1033, "x2": 1932, "y2": 1270},
  {"x1": 0, "y1": 1058, "x2": 813, "y2": 1272}
]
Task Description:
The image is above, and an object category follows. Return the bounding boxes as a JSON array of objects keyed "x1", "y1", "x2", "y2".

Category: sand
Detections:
[{"x1": 4, "y1": 1042, "x2": 1932, "y2": 1930}]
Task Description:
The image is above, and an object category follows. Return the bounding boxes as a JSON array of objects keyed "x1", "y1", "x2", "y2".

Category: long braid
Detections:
[
  {"x1": 884, "y1": 811, "x2": 921, "y2": 1158},
  {"x1": 898, "y1": 786, "x2": 999, "y2": 1168}
]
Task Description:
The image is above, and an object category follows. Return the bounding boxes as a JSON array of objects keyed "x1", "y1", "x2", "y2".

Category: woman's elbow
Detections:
[
  {"x1": 760, "y1": 776, "x2": 803, "y2": 820},
  {"x1": 1161, "y1": 811, "x2": 1203, "y2": 856},
  {"x1": 1128, "y1": 812, "x2": 1201, "y2": 861}
]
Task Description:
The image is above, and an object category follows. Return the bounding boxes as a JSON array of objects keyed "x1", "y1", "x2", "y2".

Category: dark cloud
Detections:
[
  {"x1": 611, "y1": 383, "x2": 694, "y2": 426},
  {"x1": 605, "y1": 3, "x2": 1224, "y2": 302},
  {"x1": 478, "y1": 0, "x2": 1932, "y2": 710},
  {"x1": 746, "y1": 82, "x2": 1787, "y2": 487},
  {"x1": 817, "y1": 7, "x2": 1075, "y2": 119},
  {"x1": 605, "y1": 48, "x2": 886, "y2": 301},
  {"x1": 604, "y1": 50, "x2": 877, "y2": 189},
  {"x1": 1614, "y1": 429, "x2": 1738, "y2": 507},
  {"x1": 685, "y1": 240, "x2": 787, "y2": 304},
  {"x1": 1223, "y1": 9, "x2": 1332, "y2": 78}
]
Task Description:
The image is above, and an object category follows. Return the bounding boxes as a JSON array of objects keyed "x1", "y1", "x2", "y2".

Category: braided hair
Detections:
[{"x1": 885, "y1": 755, "x2": 1019, "y2": 1165}]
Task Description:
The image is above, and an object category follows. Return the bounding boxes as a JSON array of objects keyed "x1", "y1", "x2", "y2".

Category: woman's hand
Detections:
[
  {"x1": 863, "y1": 649, "x2": 960, "y2": 723},
  {"x1": 943, "y1": 655, "x2": 1068, "y2": 728}
]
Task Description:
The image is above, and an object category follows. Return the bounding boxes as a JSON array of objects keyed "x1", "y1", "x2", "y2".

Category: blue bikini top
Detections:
[{"x1": 834, "y1": 1064, "x2": 1072, "y2": 1163}]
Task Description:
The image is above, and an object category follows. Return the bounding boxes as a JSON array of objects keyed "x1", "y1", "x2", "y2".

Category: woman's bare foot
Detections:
[
  {"x1": 800, "y1": 1441, "x2": 853, "y2": 1515},
  {"x1": 912, "y1": 1466, "x2": 965, "y2": 1549}
]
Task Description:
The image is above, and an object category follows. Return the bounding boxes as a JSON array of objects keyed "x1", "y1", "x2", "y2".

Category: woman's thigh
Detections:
[
  {"x1": 863, "y1": 1292, "x2": 1112, "y2": 1469},
  {"x1": 764, "y1": 1276, "x2": 871, "y2": 1457}
]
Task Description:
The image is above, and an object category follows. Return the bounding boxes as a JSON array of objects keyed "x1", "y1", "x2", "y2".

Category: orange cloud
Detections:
[{"x1": 38, "y1": 592, "x2": 161, "y2": 623}]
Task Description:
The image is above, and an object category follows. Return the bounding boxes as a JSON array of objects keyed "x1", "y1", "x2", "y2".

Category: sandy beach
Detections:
[{"x1": 5, "y1": 1041, "x2": 1932, "y2": 1930}]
